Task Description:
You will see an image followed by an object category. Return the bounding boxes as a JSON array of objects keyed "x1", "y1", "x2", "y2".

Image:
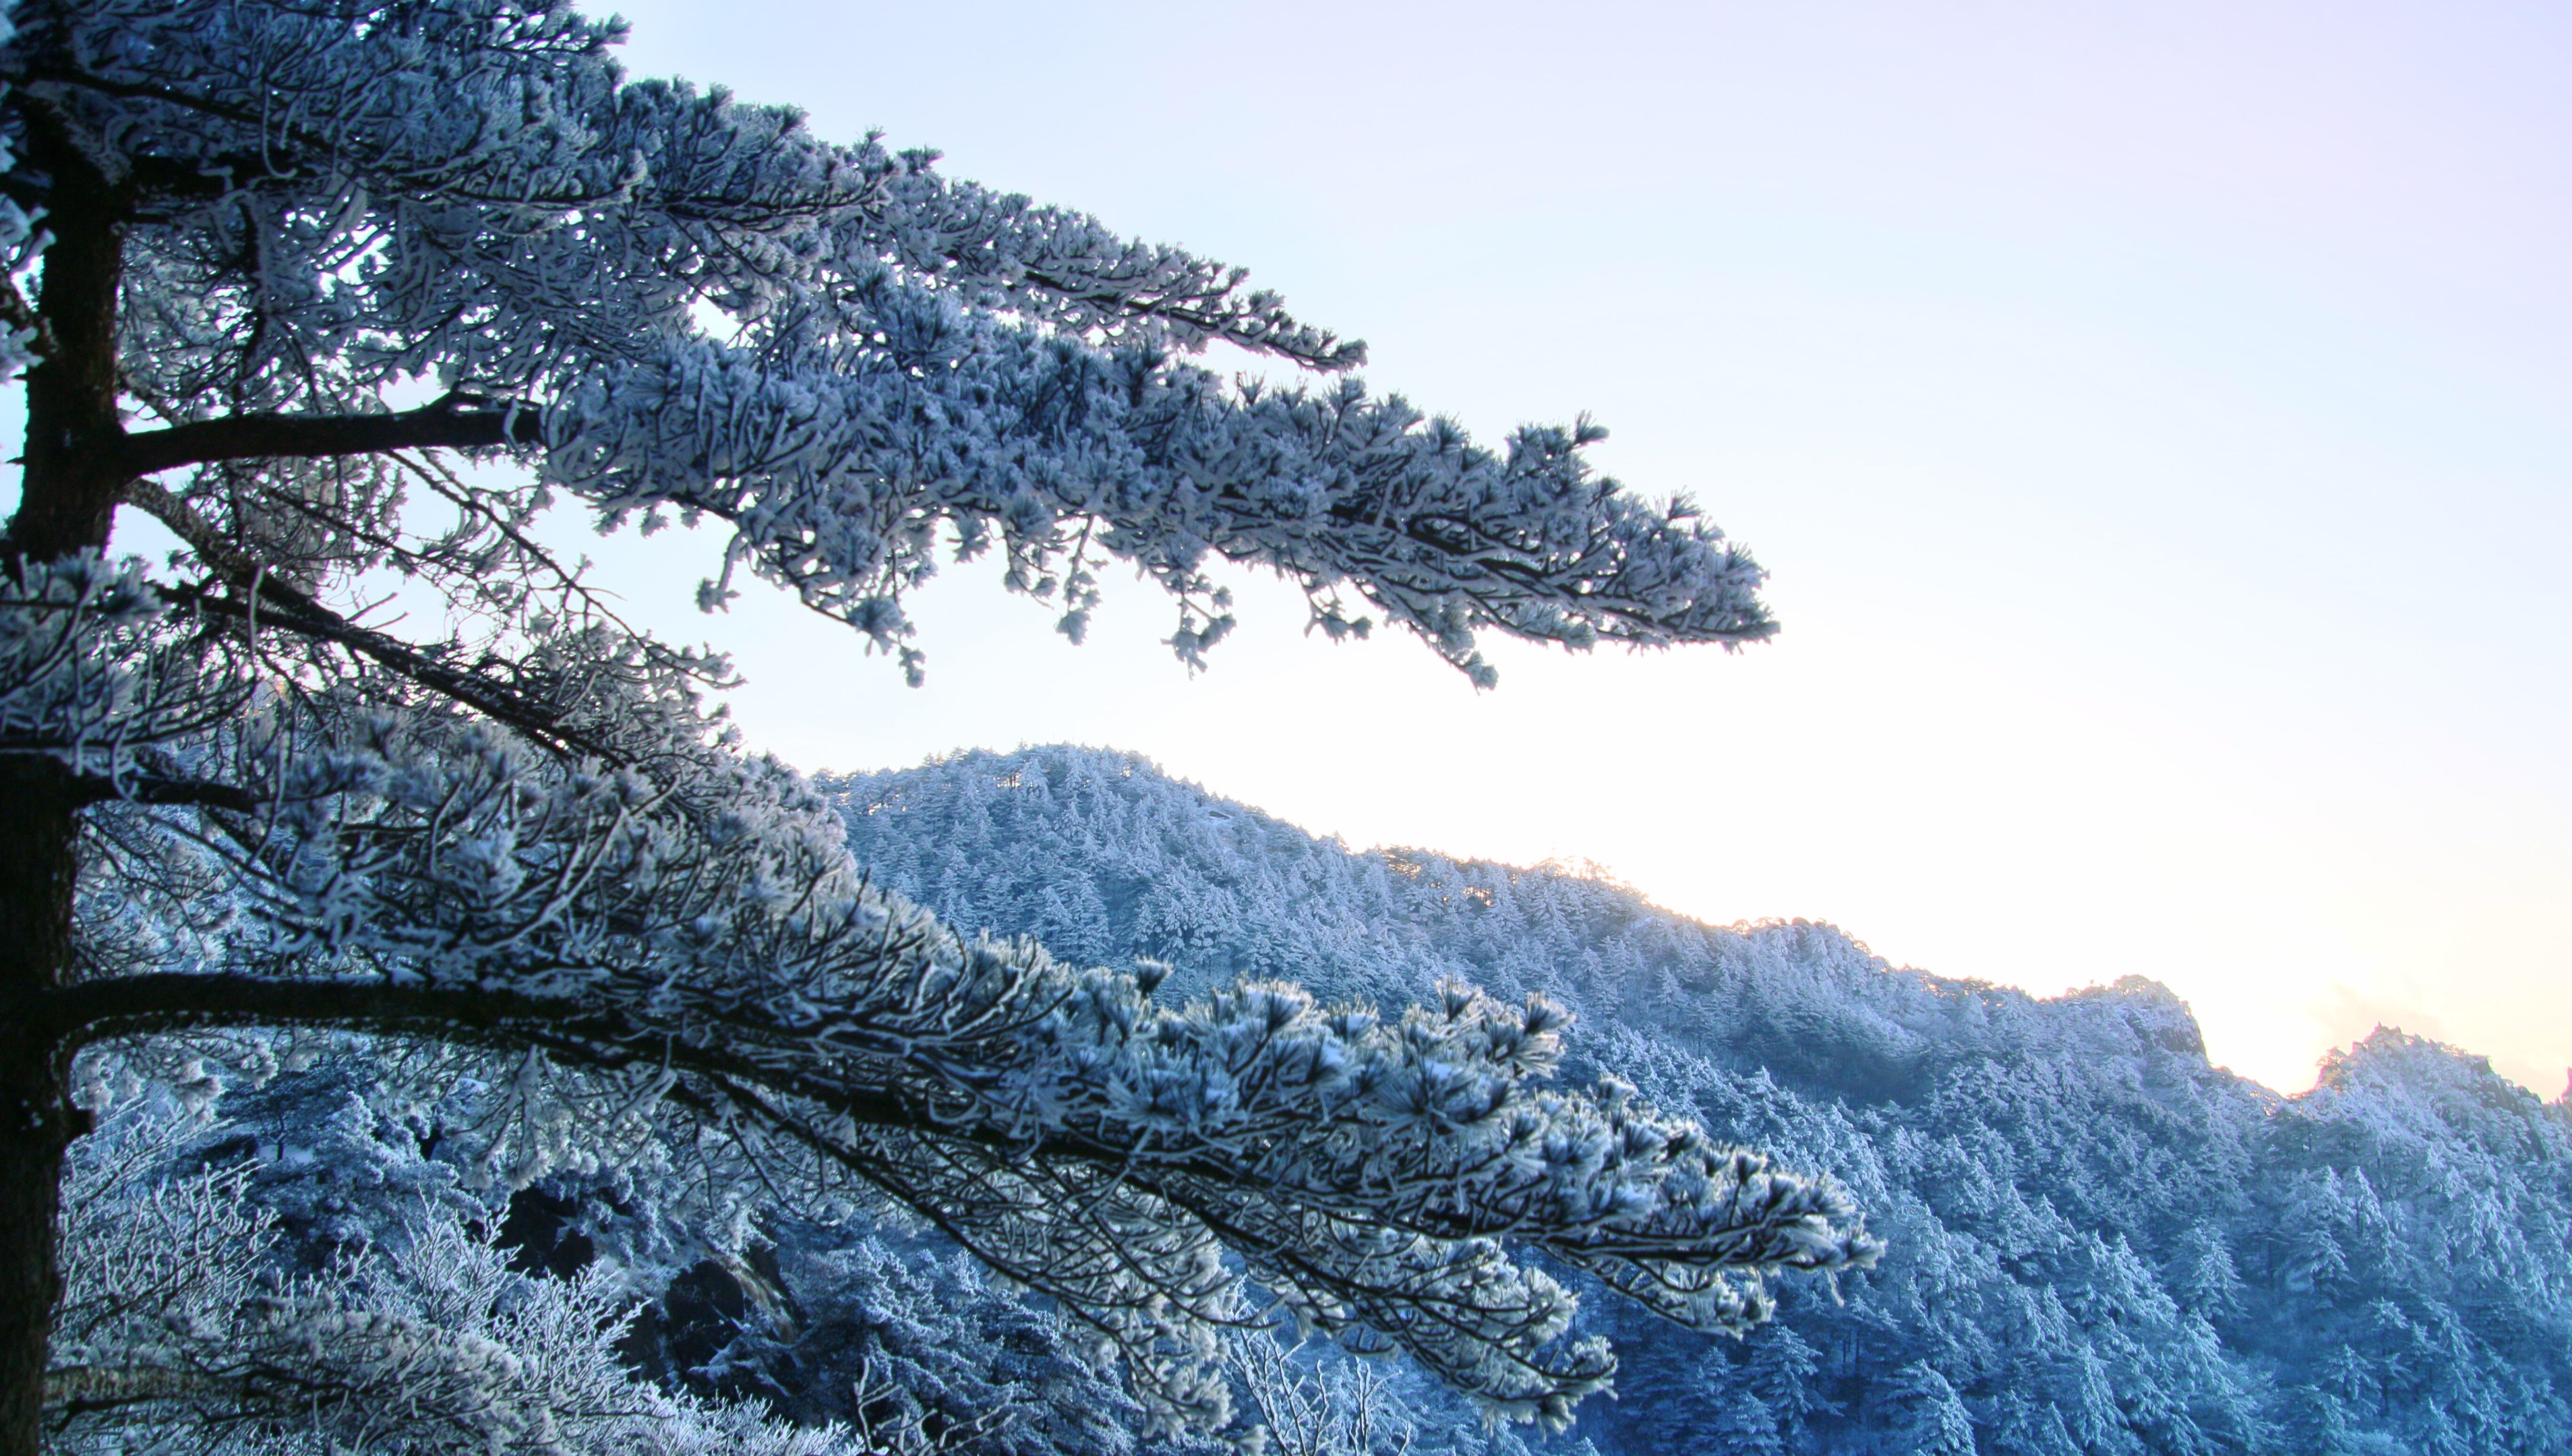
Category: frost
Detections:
[
  {"x1": 828, "y1": 746, "x2": 2572, "y2": 1456},
  {"x1": 3, "y1": 0, "x2": 1838, "y2": 1445},
  {"x1": 51, "y1": 1099, "x2": 876, "y2": 1455}
]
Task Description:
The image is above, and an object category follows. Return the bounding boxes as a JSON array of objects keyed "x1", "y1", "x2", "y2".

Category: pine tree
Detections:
[
  {"x1": 0, "y1": 1, "x2": 1871, "y2": 1451},
  {"x1": 1884, "y1": 1362, "x2": 1976, "y2": 1456}
]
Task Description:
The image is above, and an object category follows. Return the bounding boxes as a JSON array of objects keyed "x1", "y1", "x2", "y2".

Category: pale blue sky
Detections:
[
  {"x1": 564, "y1": 0, "x2": 2572, "y2": 1095},
  {"x1": 64, "y1": 1, "x2": 2572, "y2": 1093}
]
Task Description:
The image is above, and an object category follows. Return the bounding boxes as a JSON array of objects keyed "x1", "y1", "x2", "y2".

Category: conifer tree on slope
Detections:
[{"x1": 0, "y1": 1, "x2": 1878, "y2": 1450}]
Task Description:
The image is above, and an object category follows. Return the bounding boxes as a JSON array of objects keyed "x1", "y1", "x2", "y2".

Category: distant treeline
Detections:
[{"x1": 824, "y1": 744, "x2": 2572, "y2": 1456}]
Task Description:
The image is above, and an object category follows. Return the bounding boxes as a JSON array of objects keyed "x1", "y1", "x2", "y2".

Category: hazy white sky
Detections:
[
  {"x1": 77, "y1": 1, "x2": 2572, "y2": 1095},
  {"x1": 565, "y1": 0, "x2": 2572, "y2": 1097}
]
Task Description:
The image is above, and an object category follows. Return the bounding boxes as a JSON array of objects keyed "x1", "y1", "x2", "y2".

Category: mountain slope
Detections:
[{"x1": 820, "y1": 745, "x2": 2572, "y2": 1456}]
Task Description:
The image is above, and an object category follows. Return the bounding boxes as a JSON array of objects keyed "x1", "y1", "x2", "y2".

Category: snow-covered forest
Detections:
[
  {"x1": 827, "y1": 746, "x2": 2572, "y2": 1455},
  {"x1": 5, "y1": 0, "x2": 2565, "y2": 1452},
  {"x1": 64, "y1": 746, "x2": 2571, "y2": 1453}
]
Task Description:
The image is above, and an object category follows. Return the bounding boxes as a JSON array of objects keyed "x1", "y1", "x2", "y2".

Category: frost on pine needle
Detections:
[
  {"x1": 51, "y1": 1097, "x2": 885, "y2": 1454},
  {"x1": 26, "y1": 0, "x2": 1772, "y2": 688},
  {"x1": 36, "y1": 630, "x2": 1874, "y2": 1426},
  {"x1": 0, "y1": 0, "x2": 1855, "y2": 1447}
]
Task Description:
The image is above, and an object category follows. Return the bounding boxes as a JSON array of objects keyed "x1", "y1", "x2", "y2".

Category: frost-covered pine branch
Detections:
[
  {"x1": 1221, "y1": 1329, "x2": 1417, "y2": 1456},
  {"x1": 15, "y1": 0, "x2": 1772, "y2": 685},
  {"x1": 0, "y1": 3, "x2": 1858, "y2": 1453},
  {"x1": 30, "y1": 606, "x2": 1873, "y2": 1421}
]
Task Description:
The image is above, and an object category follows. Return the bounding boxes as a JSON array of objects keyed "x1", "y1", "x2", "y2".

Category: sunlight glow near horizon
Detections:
[
  {"x1": 51, "y1": 1, "x2": 2569, "y2": 1097},
  {"x1": 581, "y1": 0, "x2": 2572, "y2": 1096}
]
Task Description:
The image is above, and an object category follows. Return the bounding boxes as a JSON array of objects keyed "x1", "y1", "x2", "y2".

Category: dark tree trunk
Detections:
[
  {"x1": 0, "y1": 763, "x2": 82, "y2": 1456},
  {"x1": 6, "y1": 108, "x2": 129, "y2": 562},
  {"x1": 0, "y1": 113, "x2": 127, "y2": 1456}
]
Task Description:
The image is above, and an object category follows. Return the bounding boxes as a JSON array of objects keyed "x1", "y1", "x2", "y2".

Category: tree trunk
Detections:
[
  {"x1": 0, "y1": 111, "x2": 126, "y2": 1456},
  {"x1": 7, "y1": 111, "x2": 127, "y2": 564},
  {"x1": 0, "y1": 764, "x2": 81, "y2": 1456}
]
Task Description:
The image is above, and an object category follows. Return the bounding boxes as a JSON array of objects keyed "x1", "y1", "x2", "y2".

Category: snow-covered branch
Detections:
[
  {"x1": 12, "y1": 0, "x2": 1770, "y2": 684},
  {"x1": 544, "y1": 331, "x2": 1770, "y2": 685},
  {"x1": 0, "y1": 2, "x2": 1840, "y2": 1449},
  {"x1": 27, "y1": 637, "x2": 1870, "y2": 1422}
]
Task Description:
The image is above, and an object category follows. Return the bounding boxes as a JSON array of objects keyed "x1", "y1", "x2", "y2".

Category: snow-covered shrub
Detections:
[{"x1": 51, "y1": 1091, "x2": 874, "y2": 1455}]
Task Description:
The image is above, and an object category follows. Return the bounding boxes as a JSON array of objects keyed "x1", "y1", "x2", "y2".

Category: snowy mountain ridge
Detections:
[
  {"x1": 821, "y1": 744, "x2": 2572, "y2": 1456},
  {"x1": 825, "y1": 745, "x2": 2239, "y2": 1101}
]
